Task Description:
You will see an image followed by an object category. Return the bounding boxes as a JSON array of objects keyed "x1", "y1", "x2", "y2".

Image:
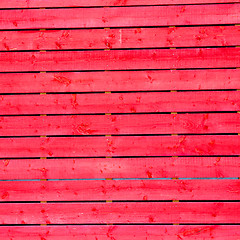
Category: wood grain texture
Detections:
[
  {"x1": 1, "y1": 180, "x2": 240, "y2": 201},
  {"x1": 0, "y1": 202, "x2": 239, "y2": 224},
  {"x1": 0, "y1": 135, "x2": 239, "y2": 158},
  {"x1": 0, "y1": 113, "x2": 239, "y2": 136},
  {"x1": 0, "y1": 0, "x2": 240, "y2": 8},
  {"x1": 0, "y1": 48, "x2": 240, "y2": 72},
  {"x1": 0, "y1": 4, "x2": 239, "y2": 30},
  {"x1": 1, "y1": 26, "x2": 240, "y2": 51},
  {"x1": 1, "y1": 225, "x2": 240, "y2": 240},
  {"x1": 0, "y1": 91, "x2": 239, "y2": 115},
  {"x1": 1, "y1": 69, "x2": 240, "y2": 93},
  {"x1": 0, "y1": 0, "x2": 239, "y2": 237},
  {"x1": 1, "y1": 157, "x2": 239, "y2": 180}
]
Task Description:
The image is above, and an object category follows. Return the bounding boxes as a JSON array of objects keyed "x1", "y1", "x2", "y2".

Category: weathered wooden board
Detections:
[
  {"x1": 1, "y1": 26, "x2": 240, "y2": 51},
  {"x1": 0, "y1": 0, "x2": 240, "y2": 8},
  {"x1": 0, "y1": 0, "x2": 239, "y2": 237},
  {"x1": 0, "y1": 4, "x2": 239, "y2": 30},
  {"x1": 1, "y1": 69, "x2": 240, "y2": 93},
  {"x1": 1, "y1": 157, "x2": 238, "y2": 180},
  {"x1": 0, "y1": 48, "x2": 240, "y2": 72},
  {"x1": 0, "y1": 91, "x2": 239, "y2": 115},
  {"x1": 1, "y1": 180, "x2": 240, "y2": 201},
  {"x1": 0, "y1": 135, "x2": 239, "y2": 158},
  {"x1": 0, "y1": 202, "x2": 239, "y2": 224},
  {"x1": 1, "y1": 225, "x2": 240, "y2": 240},
  {"x1": 0, "y1": 113, "x2": 239, "y2": 136}
]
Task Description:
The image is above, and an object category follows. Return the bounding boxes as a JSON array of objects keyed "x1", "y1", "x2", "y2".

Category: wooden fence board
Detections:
[
  {"x1": 1, "y1": 180, "x2": 240, "y2": 201},
  {"x1": 0, "y1": 91, "x2": 239, "y2": 115},
  {"x1": 0, "y1": 135, "x2": 239, "y2": 158},
  {"x1": 1, "y1": 157, "x2": 239, "y2": 180},
  {"x1": 0, "y1": 202, "x2": 239, "y2": 224},
  {"x1": 0, "y1": 48, "x2": 240, "y2": 72},
  {"x1": 0, "y1": 4, "x2": 239, "y2": 30},
  {"x1": 0, "y1": 113, "x2": 239, "y2": 136},
  {"x1": 1, "y1": 26, "x2": 240, "y2": 51},
  {"x1": 1, "y1": 225, "x2": 240, "y2": 240},
  {"x1": 1, "y1": 69, "x2": 240, "y2": 93},
  {"x1": 0, "y1": 0, "x2": 240, "y2": 8}
]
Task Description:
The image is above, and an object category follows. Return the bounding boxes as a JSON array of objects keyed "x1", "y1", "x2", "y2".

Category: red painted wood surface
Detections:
[
  {"x1": 1, "y1": 180, "x2": 240, "y2": 201},
  {"x1": 0, "y1": 4, "x2": 239, "y2": 30},
  {"x1": 0, "y1": 202, "x2": 239, "y2": 224},
  {"x1": 0, "y1": 0, "x2": 239, "y2": 236},
  {"x1": 1, "y1": 26, "x2": 240, "y2": 51},
  {"x1": 0, "y1": 48, "x2": 240, "y2": 72},
  {"x1": 0, "y1": 91, "x2": 239, "y2": 115},
  {"x1": 1, "y1": 69, "x2": 240, "y2": 93},
  {"x1": 0, "y1": 113, "x2": 239, "y2": 136},
  {"x1": 0, "y1": 135, "x2": 239, "y2": 158},
  {"x1": 0, "y1": 0, "x2": 240, "y2": 8},
  {"x1": 1, "y1": 157, "x2": 239, "y2": 180},
  {"x1": 1, "y1": 225, "x2": 240, "y2": 240}
]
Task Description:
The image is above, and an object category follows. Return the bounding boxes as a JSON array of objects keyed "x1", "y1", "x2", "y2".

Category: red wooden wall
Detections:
[{"x1": 0, "y1": 0, "x2": 240, "y2": 239}]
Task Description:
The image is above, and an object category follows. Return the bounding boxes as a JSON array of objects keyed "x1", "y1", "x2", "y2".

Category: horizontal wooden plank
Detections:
[
  {"x1": 1, "y1": 225, "x2": 240, "y2": 240},
  {"x1": 0, "y1": 135, "x2": 239, "y2": 158},
  {"x1": 0, "y1": 4, "x2": 239, "y2": 30},
  {"x1": 1, "y1": 0, "x2": 240, "y2": 8},
  {"x1": 1, "y1": 69, "x2": 240, "y2": 93},
  {"x1": 1, "y1": 48, "x2": 240, "y2": 72},
  {"x1": 0, "y1": 113, "x2": 239, "y2": 136},
  {"x1": 1, "y1": 180, "x2": 240, "y2": 201},
  {"x1": 0, "y1": 91, "x2": 239, "y2": 115},
  {"x1": 1, "y1": 157, "x2": 239, "y2": 180},
  {"x1": 1, "y1": 26, "x2": 240, "y2": 51},
  {"x1": 0, "y1": 202, "x2": 239, "y2": 224}
]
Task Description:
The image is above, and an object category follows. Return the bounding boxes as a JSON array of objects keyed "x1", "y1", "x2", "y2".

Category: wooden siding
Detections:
[{"x1": 0, "y1": 1, "x2": 239, "y2": 239}]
